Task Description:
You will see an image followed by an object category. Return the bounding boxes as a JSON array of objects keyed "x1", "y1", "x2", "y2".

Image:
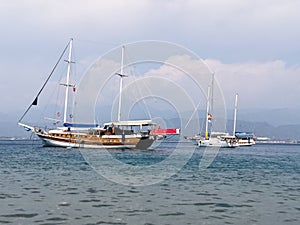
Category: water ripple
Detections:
[
  {"x1": 0, "y1": 141, "x2": 299, "y2": 225},
  {"x1": 1, "y1": 213, "x2": 38, "y2": 218}
]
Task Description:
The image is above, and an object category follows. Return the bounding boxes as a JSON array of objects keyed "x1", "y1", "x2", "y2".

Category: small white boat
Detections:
[
  {"x1": 235, "y1": 132, "x2": 256, "y2": 146},
  {"x1": 198, "y1": 132, "x2": 238, "y2": 148},
  {"x1": 232, "y1": 94, "x2": 255, "y2": 147}
]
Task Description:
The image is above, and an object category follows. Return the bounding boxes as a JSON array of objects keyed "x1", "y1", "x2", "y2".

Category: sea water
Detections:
[{"x1": 0, "y1": 140, "x2": 299, "y2": 225}]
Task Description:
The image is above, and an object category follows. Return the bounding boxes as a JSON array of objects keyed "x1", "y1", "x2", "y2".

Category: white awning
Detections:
[{"x1": 103, "y1": 120, "x2": 156, "y2": 126}]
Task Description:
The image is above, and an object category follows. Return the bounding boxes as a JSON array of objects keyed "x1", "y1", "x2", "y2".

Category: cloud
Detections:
[
  {"x1": 1, "y1": 0, "x2": 300, "y2": 118},
  {"x1": 2, "y1": 0, "x2": 299, "y2": 43},
  {"x1": 205, "y1": 59, "x2": 300, "y2": 109}
]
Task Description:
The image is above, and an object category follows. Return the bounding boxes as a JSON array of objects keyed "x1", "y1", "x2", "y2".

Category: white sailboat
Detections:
[
  {"x1": 224, "y1": 93, "x2": 240, "y2": 147},
  {"x1": 18, "y1": 39, "x2": 156, "y2": 149},
  {"x1": 198, "y1": 86, "x2": 237, "y2": 148},
  {"x1": 233, "y1": 94, "x2": 255, "y2": 147}
]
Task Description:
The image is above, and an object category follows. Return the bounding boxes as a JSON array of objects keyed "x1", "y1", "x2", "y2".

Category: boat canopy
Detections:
[
  {"x1": 63, "y1": 123, "x2": 99, "y2": 128},
  {"x1": 103, "y1": 120, "x2": 156, "y2": 127},
  {"x1": 235, "y1": 132, "x2": 254, "y2": 138}
]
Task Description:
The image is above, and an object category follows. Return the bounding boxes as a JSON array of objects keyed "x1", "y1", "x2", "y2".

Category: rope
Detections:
[{"x1": 18, "y1": 40, "x2": 71, "y2": 123}]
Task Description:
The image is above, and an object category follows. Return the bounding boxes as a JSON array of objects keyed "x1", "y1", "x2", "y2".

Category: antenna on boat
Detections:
[
  {"x1": 233, "y1": 93, "x2": 238, "y2": 136},
  {"x1": 62, "y1": 38, "x2": 75, "y2": 124},
  {"x1": 116, "y1": 46, "x2": 127, "y2": 122}
]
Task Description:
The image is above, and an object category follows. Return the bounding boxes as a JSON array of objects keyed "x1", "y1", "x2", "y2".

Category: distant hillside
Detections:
[
  {"x1": 0, "y1": 121, "x2": 25, "y2": 137},
  {"x1": 227, "y1": 120, "x2": 300, "y2": 140},
  {"x1": 227, "y1": 108, "x2": 300, "y2": 127}
]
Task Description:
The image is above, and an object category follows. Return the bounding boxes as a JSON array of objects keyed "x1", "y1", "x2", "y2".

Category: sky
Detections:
[{"x1": 1, "y1": 0, "x2": 300, "y2": 129}]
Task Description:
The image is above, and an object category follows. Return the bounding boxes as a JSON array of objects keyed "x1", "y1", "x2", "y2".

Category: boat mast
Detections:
[
  {"x1": 117, "y1": 46, "x2": 125, "y2": 122},
  {"x1": 210, "y1": 73, "x2": 214, "y2": 113},
  {"x1": 233, "y1": 93, "x2": 238, "y2": 136},
  {"x1": 205, "y1": 86, "x2": 211, "y2": 140},
  {"x1": 63, "y1": 38, "x2": 73, "y2": 124}
]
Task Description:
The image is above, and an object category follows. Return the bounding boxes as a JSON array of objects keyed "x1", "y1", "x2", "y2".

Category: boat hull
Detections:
[
  {"x1": 237, "y1": 139, "x2": 255, "y2": 147},
  {"x1": 198, "y1": 138, "x2": 237, "y2": 148},
  {"x1": 36, "y1": 132, "x2": 146, "y2": 149}
]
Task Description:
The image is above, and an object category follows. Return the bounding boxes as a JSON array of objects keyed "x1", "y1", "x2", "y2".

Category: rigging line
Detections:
[
  {"x1": 18, "y1": 40, "x2": 71, "y2": 123},
  {"x1": 132, "y1": 66, "x2": 153, "y2": 119},
  {"x1": 121, "y1": 49, "x2": 153, "y2": 120},
  {"x1": 44, "y1": 60, "x2": 66, "y2": 125},
  {"x1": 184, "y1": 100, "x2": 201, "y2": 130},
  {"x1": 140, "y1": 79, "x2": 153, "y2": 119},
  {"x1": 126, "y1": 54, "x2": 153, "y2": 119}
]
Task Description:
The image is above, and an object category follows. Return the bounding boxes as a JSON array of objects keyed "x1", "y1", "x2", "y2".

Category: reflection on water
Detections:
[{"x1": 0, "y1": 140, "x2": 299, "y2": 225}]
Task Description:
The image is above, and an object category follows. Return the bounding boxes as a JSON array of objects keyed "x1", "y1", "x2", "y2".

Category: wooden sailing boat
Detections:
[{"x1": 18, "y1": 39, "x2": 156, "y2": 149}]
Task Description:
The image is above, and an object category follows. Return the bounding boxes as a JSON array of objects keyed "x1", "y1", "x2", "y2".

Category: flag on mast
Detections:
[
  {"x1": 207, "y1": 113, "x2": 212, "y2": 122},
  {"x1": 32, "y1": 97, "x2": 38, "y2": 106}
]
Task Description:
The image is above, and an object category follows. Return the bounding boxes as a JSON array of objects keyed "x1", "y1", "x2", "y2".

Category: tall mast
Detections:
[
  {"x1": 117, "y1": 46, "x2": 125, "y2": 122},
  {"x1": 210, "y1": 73, "x2": 214, "y2": 113},
  {"x1": 233, "y1": 93, "x2": 238, "y2": 136},
  {"x1": 205, "y1": 86, "x2": 211, "y2": 140},
  {"x1": 63, "y1": 38, "x2": 73, "y2": 124}
]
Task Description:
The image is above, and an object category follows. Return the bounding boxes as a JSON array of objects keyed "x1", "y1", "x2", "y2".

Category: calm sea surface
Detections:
[{"x1": 0, "y1": 140, "x2": 299, "y2": 225}]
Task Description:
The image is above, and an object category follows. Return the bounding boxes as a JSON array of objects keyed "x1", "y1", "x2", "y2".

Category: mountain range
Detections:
[{"x1": 1, "y1": 108, "x2": 300, "y2": 140}]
